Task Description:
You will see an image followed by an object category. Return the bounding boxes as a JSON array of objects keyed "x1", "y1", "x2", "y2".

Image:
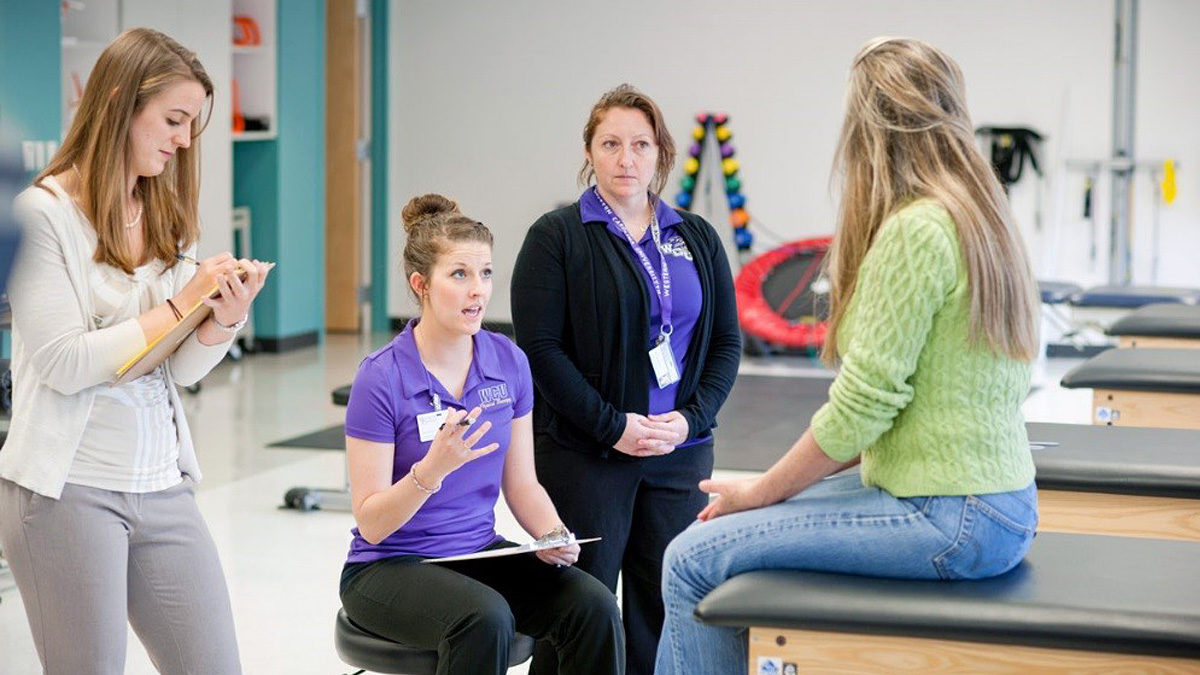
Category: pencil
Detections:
[{"x1": 174, "y1": 253, "x2": 277, "y2": 271}]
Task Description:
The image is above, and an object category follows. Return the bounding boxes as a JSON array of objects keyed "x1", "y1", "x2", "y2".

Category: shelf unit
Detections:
[
  {"x1": 232, "y1": 129, "x2": 276, "y2": 142},
  {"x1": 231, "y1": 0, "x2": 276, "y2": 142}
]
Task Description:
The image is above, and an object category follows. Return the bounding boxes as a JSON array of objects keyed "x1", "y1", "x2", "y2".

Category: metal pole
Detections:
[
  {"x1": 1109, "y1": 0, "x2": 1137, "y2": 285},
  {"x1": 1150, "y1": 167, "x2": 1161, "y2": 284}
]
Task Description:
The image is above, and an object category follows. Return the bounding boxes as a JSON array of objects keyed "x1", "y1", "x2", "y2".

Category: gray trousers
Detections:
[{"x1": 0, "y1": 477, "x2": 241, "y2": 674}]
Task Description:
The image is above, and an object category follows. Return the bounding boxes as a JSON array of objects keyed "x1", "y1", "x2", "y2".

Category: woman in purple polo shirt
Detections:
[
  {"x1": 512, "y1": 85, "x2": 741, "y2": 675},
  {"x1": 339, "y1": 194, "x2": 623, "y2": 675}
]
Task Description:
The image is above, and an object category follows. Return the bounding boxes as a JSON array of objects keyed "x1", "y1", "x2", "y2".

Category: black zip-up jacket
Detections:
[{"x1": 511, "y1": 201, "x2": 741, "y2": 459}]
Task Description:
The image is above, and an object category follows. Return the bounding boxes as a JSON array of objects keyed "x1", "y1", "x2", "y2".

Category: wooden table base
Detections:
[
  {"x1": 1119, "y1": 336, "x2": 1200, "y2": 350},
  {"x1": 748, "y1": 627, "x2": 1200, "y2": 674},
  {"x1": 1092, "y1": 389, "x2": 1200, "y2": 430},
  {"x1": 1037, "y1": 489, "x2": 1200, "y2": 542}
]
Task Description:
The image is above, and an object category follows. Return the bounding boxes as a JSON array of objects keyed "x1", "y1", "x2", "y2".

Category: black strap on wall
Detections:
[{"x1": 975, "y1": 126, "x2": 1044, "y2": 191}]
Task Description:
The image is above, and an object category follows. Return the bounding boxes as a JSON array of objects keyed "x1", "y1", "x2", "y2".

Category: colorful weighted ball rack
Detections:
[{"x1": 675, "y1": 111, "x2": 753, "y2": 252}]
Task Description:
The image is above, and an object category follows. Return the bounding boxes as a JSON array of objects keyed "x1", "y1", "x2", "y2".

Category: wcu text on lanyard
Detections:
[{"x1": 592, "y1": 187, "x2": 681, "y2": 389}]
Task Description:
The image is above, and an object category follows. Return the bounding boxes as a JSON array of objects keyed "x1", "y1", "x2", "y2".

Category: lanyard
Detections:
[
  {"x1": 593, "y1": 187, "x2": 673, "y2": 338},
  {"x1": 422, "y1": 366, "x2": 442, "y2": 412}
]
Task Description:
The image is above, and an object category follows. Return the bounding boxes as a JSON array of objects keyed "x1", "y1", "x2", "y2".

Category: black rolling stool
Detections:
[
  {"x1": 335, "y1": 609, "x2": 535, "y2": 674},
  {"x1": 282, "y1": 385, "x2": 356, "y2": 511}
]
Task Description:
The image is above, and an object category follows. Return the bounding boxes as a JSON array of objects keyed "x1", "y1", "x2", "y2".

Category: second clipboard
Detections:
[{"x1": 423, "y1": 537, "x2": 602, "y2": 564}]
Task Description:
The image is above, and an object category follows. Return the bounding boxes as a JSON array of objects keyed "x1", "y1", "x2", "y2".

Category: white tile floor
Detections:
[{"x1": 0, "y1": 334, "x2": 1092, "y2": 674}]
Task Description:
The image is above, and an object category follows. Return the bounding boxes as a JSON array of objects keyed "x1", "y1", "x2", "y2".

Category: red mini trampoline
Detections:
[{"x1": 735, "y1": 236, "x2": 832, "y2": 350}]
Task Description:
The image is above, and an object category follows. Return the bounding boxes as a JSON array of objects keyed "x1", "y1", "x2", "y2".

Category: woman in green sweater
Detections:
[{"x1": 655, "y1": 37, "x2": 1041, "y2": 674}]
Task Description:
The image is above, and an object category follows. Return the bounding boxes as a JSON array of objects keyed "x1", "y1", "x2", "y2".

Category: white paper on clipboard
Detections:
[{"x1": 423, "y1": 537, "x2": 602, "y2": 564}]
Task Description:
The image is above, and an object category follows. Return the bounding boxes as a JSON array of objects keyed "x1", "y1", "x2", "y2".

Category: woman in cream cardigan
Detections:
[{"x1": 0, "y1": 29, "x2": 269, "y2": 675}]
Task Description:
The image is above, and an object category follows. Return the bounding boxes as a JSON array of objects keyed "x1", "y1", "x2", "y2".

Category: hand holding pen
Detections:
[
  {"x1": 171, "y1": 252, "x2": 272, "y2": 328},
  {"x1": 414, "y1": 407, "x2": 499, "y2": 487}
]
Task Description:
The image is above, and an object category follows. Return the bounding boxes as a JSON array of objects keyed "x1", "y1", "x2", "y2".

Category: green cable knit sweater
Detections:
[{"x1": 810, "y1": 200, "x2": 1035, "y2": 497}]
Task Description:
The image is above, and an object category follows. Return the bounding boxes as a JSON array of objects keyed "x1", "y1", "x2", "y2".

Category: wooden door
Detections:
[{"x1": 325, "y1": 0, "x2": 367, "y2": 332}]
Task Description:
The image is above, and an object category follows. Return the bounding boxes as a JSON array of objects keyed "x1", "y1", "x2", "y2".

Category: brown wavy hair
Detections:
[
  {"x1": 823, "y1": 37, "x2": 1039, "y2": 364},
  {"x1": 579, "y1": 84, "x2": 676, "y2": 196},
  {"x1": 36, "y1": 28, "x2": 213, "y2": 274}
]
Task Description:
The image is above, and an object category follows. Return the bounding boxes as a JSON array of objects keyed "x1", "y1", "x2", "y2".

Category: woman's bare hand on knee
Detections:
[{"x1": 696, "y1": 477, "x2": 767, "y2": 521}]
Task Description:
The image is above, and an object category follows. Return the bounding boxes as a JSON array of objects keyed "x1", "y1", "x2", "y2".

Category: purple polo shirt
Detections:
[
  {"x1": 580, "y1": 189, "x2": 707, "y2": 444},
  {"x1": 343, "y1": 319, "x2": 534, "y2": 562}
]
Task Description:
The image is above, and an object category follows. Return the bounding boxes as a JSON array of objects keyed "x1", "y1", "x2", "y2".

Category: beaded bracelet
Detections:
[{"x1": 409, "y1": 463, "x2": 441, "y2": 495}]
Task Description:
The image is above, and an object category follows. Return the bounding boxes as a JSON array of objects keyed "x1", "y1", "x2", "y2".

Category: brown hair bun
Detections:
[
  {"x1": 401, "y1": 194, "x2": 459, "y2": 235},
  {"x1": 398, "y1": 193, "x2": 493, "y2": 304}
]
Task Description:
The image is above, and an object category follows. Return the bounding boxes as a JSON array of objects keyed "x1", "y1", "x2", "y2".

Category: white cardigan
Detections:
[{"x1": 0, "y1": 177, "x2": 233, "y2": 498}]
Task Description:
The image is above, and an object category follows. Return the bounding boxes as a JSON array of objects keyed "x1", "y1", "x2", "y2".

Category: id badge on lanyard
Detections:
[
  {"x1": 593, "y1": 188, "x2": 681, "y2": 390},
  {"x1": 649, "y1": 332, "x2": 681, "y2": 388},
  {"x1": 416, "y1": 392, "x2": 450, "y2": 442}
]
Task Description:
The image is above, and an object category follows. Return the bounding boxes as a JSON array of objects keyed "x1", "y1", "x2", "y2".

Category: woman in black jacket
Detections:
[{"x1": 511, "y1": 84, "x2": 740, "y2": 675}]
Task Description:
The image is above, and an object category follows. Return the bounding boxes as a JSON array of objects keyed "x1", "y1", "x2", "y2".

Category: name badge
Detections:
[
  {"x1": 648, "y1": 335, "x2": 681, "y2": 389},
  {"x1": 417, "y1": 409, "x2": 450, "y2": 443}
]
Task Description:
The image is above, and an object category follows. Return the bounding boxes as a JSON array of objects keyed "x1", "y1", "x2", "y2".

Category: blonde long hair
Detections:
[
  {"x1": 36, "y1": 28, "x2": 212, "y2": 274},
  {"x1": 823, "y1": 37, "x2": 1039, "y2": 364}
]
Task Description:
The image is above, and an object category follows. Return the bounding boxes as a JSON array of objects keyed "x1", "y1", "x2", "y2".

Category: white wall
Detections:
[
  {"x1": 124, "y1": 0, "x2": 234, "y2": 260},
  {"x1": 390, "y1": 0, "x2": 1199, "y2": 321},
  {"x1": 1129, "y1": 0, "x2": 1200, "y2": 288}
]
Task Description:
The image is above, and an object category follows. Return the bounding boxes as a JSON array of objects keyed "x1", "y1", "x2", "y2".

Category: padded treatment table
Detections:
[
  {"x1": 1038, "y1": 280, "x2": 1083, "y2": 304},
  {"x1": 332, "y1": 384, "x2": 352, "y2": 407},
  {"x1": 1071, "y1": 285, "x2": 1200, "y2": 308},
  {"x1": 1109, "y1": 303, "x2": 1200, "y2": 348},
  {"x1": 1061, "y1": 347, "x2": 1200, "y2": 430},
  {"x1": 696, "y1": 533, "x2": 1200, "y2": 674},
  {"x1": 1028, "y1": 422, "x2": 1200, "y2": 542}
]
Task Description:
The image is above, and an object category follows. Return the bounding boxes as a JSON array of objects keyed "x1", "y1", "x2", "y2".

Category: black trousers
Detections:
[
  {"x1": 532, "y1": 437, "x2": 714, "y2": 675},
  {"x1": 340, "y1": 541, "x2": 624, "y2": 675}
]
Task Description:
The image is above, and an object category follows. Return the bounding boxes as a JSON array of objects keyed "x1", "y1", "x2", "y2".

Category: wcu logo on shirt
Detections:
[
  {"x1": 659, "y1": 233, "x2": 693, "y2": 261},
  {"x1": 477, "y1": 384, "x2": 512, "y2": 409}
]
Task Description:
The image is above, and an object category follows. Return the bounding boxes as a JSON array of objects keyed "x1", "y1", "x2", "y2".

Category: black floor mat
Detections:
[
  {"x1": 713, "y1": 375, "x2": 831, "y2": 472},
  {"x1": 264, "y1": 374, "x2": 832, "y2": 469},
  {"x1": 268, "y1": 424, "x2": 345, "y2": 450}
]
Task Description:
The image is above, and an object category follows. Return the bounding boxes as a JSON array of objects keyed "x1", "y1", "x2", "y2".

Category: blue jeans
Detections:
[{"x1": 654, "y1": 472, "x2": 1038, "y2": 675}]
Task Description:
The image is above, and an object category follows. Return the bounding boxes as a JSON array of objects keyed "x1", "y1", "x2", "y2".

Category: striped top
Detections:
[{"x1": 65, "y1": 259, "x2": 182, "y2": 493}]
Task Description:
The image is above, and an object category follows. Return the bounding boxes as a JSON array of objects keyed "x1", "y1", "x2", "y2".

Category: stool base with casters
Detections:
[
  {"x1": 283, "y1": 385, "x2": 354, "y2": 512},
  {"x1": 283, "y1": 486, "x2": 353, "y2": 512},
  {"x1": 335, "y1": 608, "x2": 534, "y2": 674}
]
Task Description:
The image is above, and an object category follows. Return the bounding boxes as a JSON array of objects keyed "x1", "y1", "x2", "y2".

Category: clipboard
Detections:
[
  {"x1": 114, "y1": 262, "x2": 274, "y2": 384},
  {"x1": 423, "y1": 537, "x2": 602, "y2": 564}
]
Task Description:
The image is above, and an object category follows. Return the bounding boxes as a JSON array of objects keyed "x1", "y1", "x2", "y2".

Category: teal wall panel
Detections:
[
  {"x1": 371, "y1": 0, "x2": 389, "y2": 332},
  {"x1": 232, "y1": 0, "x2": 325, "y2": 344},
  {"x1": 0, "y1": 1, "x2": 60, "y2": 358},
  {"x1": 0, "y1": 0, "x2": 61, "y2": 171},
  {"x1": 274, "y1": 0, "x2": 325, "y2": 339},
  {"x1": 233, "y1": 141, "x2": 281, "y2": 335}
]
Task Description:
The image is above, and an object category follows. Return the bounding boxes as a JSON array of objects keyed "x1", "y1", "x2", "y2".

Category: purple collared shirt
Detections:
[
  {"x1": 343, "y1": 319, "x2": 534, "y2": 562},
  {"x1": 579, "y1": 189, "x2": 707, "y2": 444}
]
